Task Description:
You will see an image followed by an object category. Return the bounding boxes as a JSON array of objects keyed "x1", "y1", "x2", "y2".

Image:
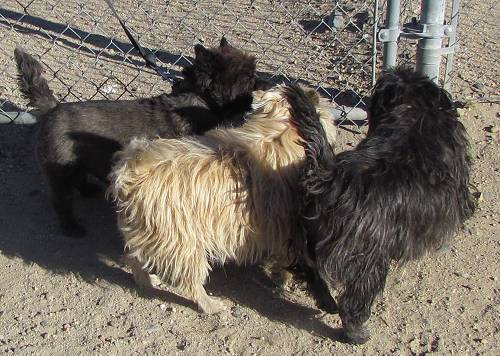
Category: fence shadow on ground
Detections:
[{"x1": 0, "y1": 121, "x2": 347, "y2": 342}]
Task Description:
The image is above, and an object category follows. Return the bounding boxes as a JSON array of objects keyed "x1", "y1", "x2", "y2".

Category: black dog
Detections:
[
  {"x1": 287, "y1": 67, "x2": 476, "y2": 344},
  {"x1": 15, "y1": 38, "x2": 269, "y2": 238}
]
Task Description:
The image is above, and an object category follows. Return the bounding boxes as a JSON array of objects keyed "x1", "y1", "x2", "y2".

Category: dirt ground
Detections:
[{"x1": 0, "y1": 0, "x2": 498, "y2": 355}]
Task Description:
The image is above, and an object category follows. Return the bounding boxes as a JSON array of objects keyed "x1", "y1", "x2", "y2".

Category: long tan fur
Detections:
[{"x1": 108, "y1": 85, "x2": 336, "y2": 313}]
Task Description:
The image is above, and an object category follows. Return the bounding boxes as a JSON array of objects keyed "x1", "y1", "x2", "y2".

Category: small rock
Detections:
[
  {"x1": 62, "y1": 323, "x2": 71, "y2": 331},
  {"x1": 231, "y1": 306, "x2": 245, "y2": 318},
  {"x1": 467, "y1": 227, "x2": 477, "y2": 236},
  {"x1": 408, "y1": 337, "x2": 420, "y2": 353},
  {"x1": 177, "y1": 339, "x2": 189, "y2": 350},
  {"x1": 159, "y1": 303, "x2": 167, "y2": 311},
  {"x1": 39, "y1": 320, "x2": 48, "y2": 327},
  {"x1": 41, "y1": 332, "x2": 48, "y2": 339},
  {"x1": 98, "y1": 334, "x2": 106, "y2": 343},
  {"x1": 482, "y1": 192, "x2": 494, "y2": 200},
  {"x1": 146, "y1": 325, "x2": 160, "y2": 333},
  {"x1": 485, "y1": 125, "x2": 498, "y2": 133},
  {"x1": 436, "y1": 337, "x2": 445, "y2": 351},
  {"x1": 472, "y1": 82, "x2": 485, "y2": 90},
  {"x1": 456, "y1": 108, "x2": 465, "y2": 117}
]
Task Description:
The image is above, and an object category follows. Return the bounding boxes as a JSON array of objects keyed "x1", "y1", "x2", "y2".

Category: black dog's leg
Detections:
[
  {"x1": 46, "y1": 165, "x2": 87, "y2": 238},
  {"x1": 303, "y1": 265, "x2": 338, "y2": 314},
  {"x1": 75, "y1": 170, "x2": 102, "y2": 198},
  {"x1": 338, "y1": 258, "x2": 389, "y2": 344}
]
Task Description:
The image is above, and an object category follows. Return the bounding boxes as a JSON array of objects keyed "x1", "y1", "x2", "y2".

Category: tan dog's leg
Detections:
[
  {"x1": 178, "y1": 253, "x2": 229, "y2": 314},
  {"x1": 126, "y1": 255, "x2": 154, "y2": 291},
  {"x1": 191, "y1": 285, "x2": 228, "y2": 314}
]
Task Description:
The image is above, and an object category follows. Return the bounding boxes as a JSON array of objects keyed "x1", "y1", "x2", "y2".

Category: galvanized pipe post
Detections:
[
  {"x1": 381, "y1": 0, "x2": 401, "y2": 69},
  {"x1": 415, "y1": 0, "x2": 447, "y2": 82}
]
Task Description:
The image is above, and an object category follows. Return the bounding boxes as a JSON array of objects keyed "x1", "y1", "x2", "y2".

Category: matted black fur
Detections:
[
  {"x1": 287, "y1": 67, "x2": 476, "y2": 344},
  {"x1": 14, "y1": 38, "x2": 267, "y2": 238}
]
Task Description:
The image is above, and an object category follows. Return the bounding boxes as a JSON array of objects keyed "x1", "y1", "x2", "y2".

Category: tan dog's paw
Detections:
[{"x1": 198, "y1": 296, "x2": 230, "y2": 314}]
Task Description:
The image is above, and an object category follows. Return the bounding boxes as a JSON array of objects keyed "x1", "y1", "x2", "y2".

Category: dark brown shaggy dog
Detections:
[{"x1": 15, "y1": 38, "x2": 267, "y2": 238}]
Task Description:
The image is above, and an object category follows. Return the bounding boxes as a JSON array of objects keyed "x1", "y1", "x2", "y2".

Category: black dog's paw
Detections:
[
  {"x1": 60, "y1": 221, "x2": 87, "y2": 238},
  {"x1": 78, "y1": 182, "x2": 103, "y2": 198},
  {"x1": 344, "y1": 324, "x2": 370, "y2": 344},
  {"x1": 317, "y1": 298, "x2": 338, "y2": 314}
]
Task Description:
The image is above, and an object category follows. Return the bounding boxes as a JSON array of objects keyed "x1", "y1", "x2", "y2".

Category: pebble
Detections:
[
  {"x1": 62, "y1": 323, "x2": 71, "y2": 331},
  {"x1": 408, "y1": 338, "x2": 421, "y2": 353},
  {"x1": 177, "y1": 339, "x2": 189, "y2": 350},
  {"x1": 482, "y1": 192, "x2": 493, "y2": 200},
  {"x1": 41, "y1": 332, "x2": 48, "y2": 339},
  {"x1": 159, "y1": 303, "x2": 167, "y2": 311},
  {"x1": 485, "y1": 125, "x2": 498, "y2": 133},
  {"x1": 472, "y1": 82, "x2": 485, "y2": 90},
  {"x1": 467, "y1": 227, "x2": 477, "y2": 236},
  {"x1": 436, "y1": 337, "x2": 445, "y2": 351},
  {"x1": 146, "y1": 325, "x2": 160, "y2": 333},
  {"x1": 231, "y1": 306, "x2": 245, "y2": 318}
]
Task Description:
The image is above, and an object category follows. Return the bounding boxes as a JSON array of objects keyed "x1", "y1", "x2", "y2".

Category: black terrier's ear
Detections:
[
  {"x1": 220, "y1": 36, "x2": 229, "y2": 48},
  {"x1": 194, "y1": 44, "x2": 211, "y2": 59}
]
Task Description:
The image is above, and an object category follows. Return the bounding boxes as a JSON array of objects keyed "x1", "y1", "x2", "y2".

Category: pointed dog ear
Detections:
[
  {"x1": 219, "y1": 36, "x2": 229, "y2": 48},
  {"x1": 194, "y1": 44, "x2": 210, "y2": 58}
]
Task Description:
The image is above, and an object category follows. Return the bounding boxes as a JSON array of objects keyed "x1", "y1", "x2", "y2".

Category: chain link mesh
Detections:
[{"x1": 0, "y1": 0, "x2": 385, "y2": 129}]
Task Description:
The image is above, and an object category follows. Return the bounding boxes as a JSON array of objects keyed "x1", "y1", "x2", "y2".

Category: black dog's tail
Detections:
[
  {"x1": 14, "y1": 48, "x2": 58, "y2": 113},
  {"x1": 284, "y1": 84, "x2": 335, "y2": 169}
]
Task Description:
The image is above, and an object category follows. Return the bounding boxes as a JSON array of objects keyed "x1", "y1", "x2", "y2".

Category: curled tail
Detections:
[
  {"x1": 14, "y1": 47, "x2": 58, "y2": 112},
  {"x1": 284, "y1": 84, "x2": 335, "y2": 170}
]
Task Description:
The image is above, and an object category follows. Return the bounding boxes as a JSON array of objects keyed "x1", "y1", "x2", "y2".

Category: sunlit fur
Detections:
[
  {"x1": 292, "y1": 67, "x2": 476, "y2": 344},
  {"x1": 108, "y1": 85, "x2": 336, "y2": 314}
]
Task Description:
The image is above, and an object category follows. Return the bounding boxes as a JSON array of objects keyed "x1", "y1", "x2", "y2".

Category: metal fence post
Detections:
[
  {"x1": 415, "y1": 0, "x2": 446, "y2": 82},
  {"x1": 381, "y1": 0, "x2": 401, "y2": 70}
]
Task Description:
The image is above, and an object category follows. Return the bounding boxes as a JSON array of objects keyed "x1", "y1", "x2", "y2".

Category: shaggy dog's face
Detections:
[{"x1": 181, "y1": 37, "x2": 258, "y2": 109}]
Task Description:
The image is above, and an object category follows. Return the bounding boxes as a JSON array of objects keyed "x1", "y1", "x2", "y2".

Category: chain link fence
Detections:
[
  {"x1": 0, "y1": 1, "x2": 461, "y2": 127},
  {"x1": 0, "y1": 0, "x2": 387, "y2": 129}
]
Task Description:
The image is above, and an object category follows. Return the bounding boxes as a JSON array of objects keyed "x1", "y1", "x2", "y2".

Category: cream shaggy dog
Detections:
[{"x1": 108, "y1": 85, "x2": 336, "y2": 314}]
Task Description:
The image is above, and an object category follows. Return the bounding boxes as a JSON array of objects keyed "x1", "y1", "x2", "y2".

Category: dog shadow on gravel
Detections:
[{"x1": 0, "y1": 122, "x2": 345, "y2": 342}]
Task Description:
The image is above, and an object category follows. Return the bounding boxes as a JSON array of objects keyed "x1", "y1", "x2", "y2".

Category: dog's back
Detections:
[{"x1": 335, "y1": 103, "x2": 473, "y2": 259}]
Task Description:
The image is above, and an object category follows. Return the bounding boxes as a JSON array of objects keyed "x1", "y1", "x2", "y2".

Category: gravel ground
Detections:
[{"x1": 0, "y1": 0, "x2": 498, "y2": 355}]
